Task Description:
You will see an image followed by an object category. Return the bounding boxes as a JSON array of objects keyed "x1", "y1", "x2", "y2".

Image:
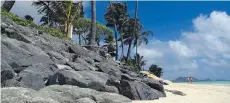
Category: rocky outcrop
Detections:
[
  {"x1": 1, "y1": 15, "x2": 166, "y2": 102},
  {"x1": 1, "y1": 85, "x2": 131, "y2": 103}
]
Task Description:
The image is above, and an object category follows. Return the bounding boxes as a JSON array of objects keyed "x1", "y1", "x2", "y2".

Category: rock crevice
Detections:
[{"x1": 1, "y1": 16, "x2": 166, "y2": 102}]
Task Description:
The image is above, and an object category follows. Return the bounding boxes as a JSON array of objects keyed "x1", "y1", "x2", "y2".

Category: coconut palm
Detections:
[
  {"x1": 122, "y1": 18, "x2": 140, "y2": 61},
  {"x1": 73, "y1": 18, "x2": 113, "y2": 45},
  {"x1": 123, "y1": 18, "x2": 152, "y2": 62},
  {"x1": 104, "y1": 1, "x2": 129, "y2": 60},
  {"x1": 134, "y1": 53, "x2": 147, "y2": 70},
  {"x1": 133, "y1": 0, "x2": 138, "y2": 64},
  {"x1": 88, "y1": 0, "x2": 97, "y2": 45},
  {"x1": 32, "y1": 1, "x2": 53, "y2": 26},
  {"x1": 1, "y1": 1, "x2": 15, "y2": 12},
  {"x1": 33, "y1": 1, "x2": 83, "y2": 38}
]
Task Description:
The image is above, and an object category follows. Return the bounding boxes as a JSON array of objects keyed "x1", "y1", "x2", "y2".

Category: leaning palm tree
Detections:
[
  {"x1": 88, "y1": 0, "x2": 97, "y2": 45},
  {"x1": 134, "y1": 53, "x2": 147, "y2": 70},
  {"x1": 123, "y1": 18, "x2": 152, "y2": 62},
  {"x1": 32, "y1": 1, "x2": 53, "y2": 26},
  {"x1": 33, "y1": 1, "x2": 82, "y2": 39},
  {"x1": 73, "y1": 18, "x2": 113, "y2": 45},
  {"x1": 104, "y1": 2, "x2": 129, "y2": 60},
  {"x1": 123, "y1": 18, "x2": 140, "y2": 61},
  {"x1": 133, "y1": 0, "x2": 138, "y2": 64},
  {"x1": 1, "y1": 1, "x2": 15, "y2": 12}
]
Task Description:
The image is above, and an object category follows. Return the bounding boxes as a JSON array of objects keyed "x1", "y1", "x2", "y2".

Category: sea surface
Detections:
[{"x1": 181, "y1": 81, "x2": 230, "y2": 86}]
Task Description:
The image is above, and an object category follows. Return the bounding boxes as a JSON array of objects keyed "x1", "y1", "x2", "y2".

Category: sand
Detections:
[
  {"x1": 132, "y1": 83, "x2": 230, "y2": 103},
  {"x1": 140, "y1": 71, "x2": 173, "y2": 84}
]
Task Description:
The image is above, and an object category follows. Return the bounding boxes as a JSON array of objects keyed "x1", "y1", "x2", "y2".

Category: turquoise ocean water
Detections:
[{"x1": 191, "y1": 81, "x2": 230, "y2": 85}]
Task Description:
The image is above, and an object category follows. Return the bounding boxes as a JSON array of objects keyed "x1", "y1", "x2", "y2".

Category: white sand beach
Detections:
[{"x1": 132, "y1": 83, "x2": 230, "y2": 103}]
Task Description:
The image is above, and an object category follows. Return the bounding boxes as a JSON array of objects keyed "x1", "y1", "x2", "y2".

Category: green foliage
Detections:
[
  {"x1": 74, "y1": 18, "x2": 113, "y2": 36},
  {"x1": 73, "y1": 18, "x2": 113, "y2": 45},
  {"x1": 123, "y1": 59, "x2": 141, "y2": 71},
  {"x1": 1, "y1": 9, "x2": 68, "y2": 39},
  {"x1": 24, "y1": 15, "x2": 34, "y2": 22},
  {"x1": 32, "y1": 1, "x2": 83, "y2": 28},
  {"x1": 122, "y1": 53, "x2": 147, "y2": 72},
  {"x1": 149, "y1": 64, "x2": 163, "y2": 77},
  {"x1": 104, "y1": 2, "x2": 129, "y2": 28},
  {"x1": 104, "y1": 33, "x2": 114, "y2": 44}
]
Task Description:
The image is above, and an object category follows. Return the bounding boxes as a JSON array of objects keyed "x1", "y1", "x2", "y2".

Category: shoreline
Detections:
[{"x1": 132, "y1": 83, "x2": 230, "y2": 103}]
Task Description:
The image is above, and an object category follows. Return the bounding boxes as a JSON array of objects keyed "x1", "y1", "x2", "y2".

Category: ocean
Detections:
[{"x1": 192, "y1": 81, "x2": 230, "y2": 85}]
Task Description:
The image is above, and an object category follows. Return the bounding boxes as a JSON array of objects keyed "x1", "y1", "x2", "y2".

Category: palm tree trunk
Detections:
[
  {"x1": 67, "y1": 23, "x2": 73, "y2": 39},
  {"x1": 113, "y1": 25, "x2": 119, "y2": 61},
  {"x1": 88, "y1": 0, "x2": 97, "y2": 45},
  {"x1": 120, "y1": 32, "x2": 125, "y2": 60},
  {"x1": 134, "y1": 0, "x2": 138, "y2": 65},
  {"x1": 1, "y1": 1, "x2": 15, "y2": 12},
  {"x1": 109, "y1": 1, "x2": 119, "y2": 61},
  {"x1": 47, "y1": 2, "x2": 50, "y2": 27},
  {"x1": 64, "y1": 21, "x2": 68, "y2": 33},
  {"x1": 126, "y1": 40, "x2": 132, "y2": 61},
  {"x1": 79, "y1": 34, "x2": 81, "y2": 45}
]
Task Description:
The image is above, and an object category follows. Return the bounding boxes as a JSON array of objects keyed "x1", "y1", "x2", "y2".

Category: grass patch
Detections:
[{"x1": 1, "y1": 9, "x2": 71, "y2": 40}]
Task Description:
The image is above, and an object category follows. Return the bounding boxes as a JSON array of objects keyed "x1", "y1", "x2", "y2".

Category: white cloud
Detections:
[
  {"x1": 169, "y1": 41, "x2": 195, "y2": 57},
  {"x1": 137, "y1": 11, "x2": 230, "y2": 80}
]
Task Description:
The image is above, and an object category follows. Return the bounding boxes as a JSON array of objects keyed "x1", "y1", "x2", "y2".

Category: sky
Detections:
[{"x1": 4, "y1": 1, "x2": 230, "y2": 80}]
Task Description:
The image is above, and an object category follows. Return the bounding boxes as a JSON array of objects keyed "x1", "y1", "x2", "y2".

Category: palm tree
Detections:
[
  {"x1": 32, "y1": 1, "x2": 55, "y2": 27},
  {"x1": 105, "y1": 2, "x2": 129, "y2": 60},
  {"x1": 73, "y1": 18, "x2": 113, "y2": 45},
  {"x1": 117, "y1": 2, "x2": 129, "y2": 60},
  {"x1": 33, "y1": 1, "x2": 82, "y2": 39},
  {"x1": 1, "y1": 1, "x2": 15, "y2": 12},
  {"x1": 134, "y1": 53, "x2": 147, "y2": 70},
  {"x1": 123, "y1": 19, "x2": 152, "y2": 62},
  {"x1": 133, "y1": 0, "x2": 138, "y2": 64},
  {"x1": 88, "y1": 0, "x2": 97, "y2": 45},
  {"x1": 123, "y1": 18, "x2": 139, "y2": 61},
  {"x1": 107, "y1": 1, "x2": 118, "y2": 60}
]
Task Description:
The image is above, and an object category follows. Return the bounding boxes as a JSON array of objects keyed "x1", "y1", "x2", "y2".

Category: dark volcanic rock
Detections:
[
  {"x1": 18, "y1": 55, "x2": 54, "y2": 67},
  {"x1": 2, "y1": 72, "x2": 45, "y2": 90},
  {"x1": 1, "y1": 85, "x2": 131, "y2": 103},
  {"x1": 1, "y1": 60, "x2": 15, "y2": 85},
  {"x1": 47, "y1": 69, "x2": 109, "y2": 91},
  {"x1": 66, "y1": 62, "x2": 90, "y2": 71},
  {"x1": 20, "y1": 63, "x2": 58, "y2": 80},
  {"x1": 1, "y1": 15, "x2": 166, "y2": 101},
  {"x1": 18, "y1": 72, "x2": 46, "y2": 90},
  {"x1": 119, "y1": 80, "x2": 165, "y2": 100},
  {"x1": 142, "y1": 78, "x2": 165, "y2": 95}
]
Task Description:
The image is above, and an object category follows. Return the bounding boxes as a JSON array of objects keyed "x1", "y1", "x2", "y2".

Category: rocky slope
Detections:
[{"x1": 1, "y1": 16, "x2": 166, "y2": 102}]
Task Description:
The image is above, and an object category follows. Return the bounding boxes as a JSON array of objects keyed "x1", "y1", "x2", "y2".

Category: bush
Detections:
[
  {"x1": 1, "y1": 9, "x2": 69, "y2": 40},
  {"x1": 149, "y1": 64, "x2": 163, "y2": 77}
]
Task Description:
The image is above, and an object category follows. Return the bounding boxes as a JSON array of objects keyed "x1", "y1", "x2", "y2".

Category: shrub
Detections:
[
  {"x1": 1, "y1": 9, "x2": 69, "y2": 40},
  {"x1": 149, "y1": 64, "x2": 163, "y2": 77}
]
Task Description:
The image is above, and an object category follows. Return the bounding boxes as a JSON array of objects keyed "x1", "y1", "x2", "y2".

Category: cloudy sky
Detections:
[{"x1": 6, "y1": 1, "x2": 230, "y2": 80}]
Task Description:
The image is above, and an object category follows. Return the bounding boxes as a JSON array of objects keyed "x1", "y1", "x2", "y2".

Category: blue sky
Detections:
[
  {"x1": 85, "y1": 1, "x2": 230, "y2": 41},
  {"x1": 8, "y1": 1, "x2": 230, "y2": 80}
]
